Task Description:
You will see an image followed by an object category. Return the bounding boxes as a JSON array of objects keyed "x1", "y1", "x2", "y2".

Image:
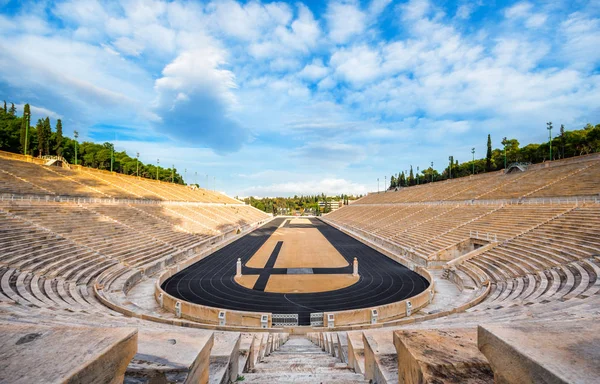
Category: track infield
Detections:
[{"x1": 162, "y1": 217, "x2": 429, "y2": 325}]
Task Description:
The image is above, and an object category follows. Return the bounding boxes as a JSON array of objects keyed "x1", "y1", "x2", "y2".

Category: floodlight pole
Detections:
[
  {"x1": 156, "y1": 159, "x2": 159, "y2": 181},
  {"x1": 431, "y1": 161, "x2": 433, "y2": 182},
  {"x1": 547, "y1": 122, "x2": 553, "y2": 160},
  {"x1": 74, "y1": 131, "x2": 79, "y2": 165},
  {"x1": 471, "y1": 147, "x2": 475, "y2": 175},
  {"x1": 24, "y1": 113, "x2": 30, "y2": 156},
  {"x1": 502, "y1": 137, "x2": 507, "y2": 169}
]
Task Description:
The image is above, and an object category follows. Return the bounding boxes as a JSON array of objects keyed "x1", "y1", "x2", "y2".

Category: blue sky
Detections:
[{"x1": 1, "y1": 0, "x2": 599, "y2": 197}]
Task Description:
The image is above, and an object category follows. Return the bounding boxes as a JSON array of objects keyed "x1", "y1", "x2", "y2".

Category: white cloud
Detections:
[
  {"x1": 504, "y1": 2, "x2": 533, "y2": 19},
  {"x1": 298, "y1": 58, "x2": 329, "y2": 81},
  {"x1": 153, "y1": 47, "x2": 249, "y2": 152},
  {"x1": 560, "y1": 12, "x2": 600, "y2": 70},
  {"x1": 330, "y1": 45, "x2": 381, "y2": 85},
  {"x1": 326, "y1": 1, "x2": 366, "y2": 44},
  {"x1": 240, "y1": 177, "x2": 369, "y2": 197}
]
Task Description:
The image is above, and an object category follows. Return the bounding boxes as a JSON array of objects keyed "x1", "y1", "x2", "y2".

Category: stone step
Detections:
[
  {"x1": 251, "y1": 363, "x2": 351, "y2": 373},
  {"x1": 241, "y1": 372, "x2": 369, "y2": 383}
]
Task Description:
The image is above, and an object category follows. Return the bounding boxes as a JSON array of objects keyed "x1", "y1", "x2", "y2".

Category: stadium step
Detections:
[{"x1": 243, "y1": 336, "x2": 368, "y2": 383}]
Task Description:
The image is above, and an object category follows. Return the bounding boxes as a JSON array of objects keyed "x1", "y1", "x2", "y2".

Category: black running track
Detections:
[{"x1": 162, "y1": 217, "x2": 429, "y2": 325}]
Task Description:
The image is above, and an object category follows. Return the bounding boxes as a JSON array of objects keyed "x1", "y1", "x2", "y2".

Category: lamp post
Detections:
[
  {"x1": 136, "y1": 152, "x2": 139, "y2": 177},
  {"x1": 546, "y1": 122, "x2": 553, "y2": 161},
  {"x1": 502, "y1": 137, "x2": 508, "y2": 169},
  {"x1": 110, "y1": 143, "x2": 114, "y2": 173},
  {"x1": 74, "y1": 131, "x2": 79, "y2": 165},
  {"x1": 431, "y1": 161, "x2": 434, "y2": 182},
  {"x1": 471, "y1": 147, "x2": 475, "y2": 175},
  {"x1": 156, "y1": 159, "x2": 159, "y2": 181},
  {"x1": 23, "y1": 111, "x2": 30, "y2": 156}
]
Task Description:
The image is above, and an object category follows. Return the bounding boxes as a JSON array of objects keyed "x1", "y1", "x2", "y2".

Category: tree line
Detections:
[
  {"x1": 388, "y1": 123, "x2": 600, "y2": 189},
  {"x1": 240, "y1": 194, "x2": 362, "y2": 215},
  {"x1": 1, "y1": 101, "x2": 185, "y2": 184}
]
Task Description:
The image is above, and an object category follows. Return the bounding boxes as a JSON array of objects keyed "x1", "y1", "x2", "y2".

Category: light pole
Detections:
[
  {"x1": 184, "y1": 168, "x2": 187, "y2": 185},
  {"x1": 417, "y1": 166, "x2": 419, "y2": 185},
  {"x1": 502, "y1": 137, "x2": 508, "y2": 169},
  {"x1": 195, "y1": 171, "x2": 198, "y2": 186},
  {"x1": 377, "y1": 178, "x2": 379, "y2": 193},
  {"x1": 471, "y1": 147, "x2": 475, "y2": 175},
  {"x1": 213, "y1": 176, "x2": 216, "y2": 191},
  {"x1": 171, "y1": 164, "x2": 174, "y2": 183},
  {"x1": 136, "y1": 152, "x2": 139, "y2": 177},
  {"x1": 384, "y1": 176, "x2": 386, "y2": 192},
  {"x1": 546, "y1": 122, "x2": 553, "y2": 160},
  {"x1": 156, "y1": 159, "x2": 160, "y2": 181},
  {"x1": 74, "y1": 131, "x2": 79, "y2": 165},
  {"x1": 23, "y1": 111, "x2": 30, "y2": 156},
  {"x1": 431, "y1": 161, "x2": 434, "y2": 183},
  {"x1": 110, "y1": 143, "x2": 114, "y2": 173}
]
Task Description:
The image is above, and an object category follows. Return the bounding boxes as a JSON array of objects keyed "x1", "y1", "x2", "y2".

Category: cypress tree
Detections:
[
  {"x1": 35, "y1": 119, "x2": 45, "y2": 156},
  {"x1": 8, "y1": 103, "x2": 16, "y2": 116},
  {"x1": 486, "y1": 134, "x2": 492, "y2": 171},
  {"x1": 409, "y1": 166, "x2": 414, "y2": 186},
  {"x1": 55, "y1": 119, "x2": 63, "y2": 156},
  {"x1": 2, "y1": 101, "x2": 6, "y2": 114},
  {"x1": 20, "y1": 104, "x2": 31, "y2": 154},
  {"x1": 43, "y1": 117, "x2": 51, "y2": 155}
]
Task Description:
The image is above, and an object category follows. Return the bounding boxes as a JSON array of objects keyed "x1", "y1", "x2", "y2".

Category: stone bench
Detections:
[
  {"x1": 478, "y1": 320, "x2": 600, "y2": 384},
  {"x1": 394, "y1": 328, "x2": 493, "y2": 384},
  {"x1": 0, "y1": 323, "x2": 137, "y2": 383}
]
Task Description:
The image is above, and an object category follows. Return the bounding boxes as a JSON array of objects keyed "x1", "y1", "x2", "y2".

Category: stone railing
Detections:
[
  {"x1": 0, "y1": 193, "x2": 249, "y2": 206},
  {"x1": 344, "y1": 195, "x2": 599, "y2": 208}
]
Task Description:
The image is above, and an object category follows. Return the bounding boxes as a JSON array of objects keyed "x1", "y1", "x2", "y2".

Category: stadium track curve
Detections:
[{"x1": 162, "y1": 217, "x2": 429, "y2": 325}]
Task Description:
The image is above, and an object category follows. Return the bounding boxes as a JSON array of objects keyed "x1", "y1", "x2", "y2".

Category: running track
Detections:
[{"x1": 162, "y1": 217, "x2": 429, "y2": 325}]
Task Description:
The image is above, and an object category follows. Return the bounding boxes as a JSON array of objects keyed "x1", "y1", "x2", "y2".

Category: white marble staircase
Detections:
[{"x1": 242, "y1": 336, "x2": 368, "y2": 383}]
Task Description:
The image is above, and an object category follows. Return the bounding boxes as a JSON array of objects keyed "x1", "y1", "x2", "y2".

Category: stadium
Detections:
[
  {"x1": 2, "y1": 1, "x2": 600, "y2": 383},
  {"x1": 1, "y1": 150, "x2": 599, "y2": 383}
]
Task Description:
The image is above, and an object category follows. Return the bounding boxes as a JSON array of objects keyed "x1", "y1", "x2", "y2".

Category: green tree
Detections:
[
  {"x1": 2, "y1": 101, "x2": 6, "y2": 113},
  {"x1": 20, "y1": 104, "x2": 31, "y2": 154},
  {"x1": 486, "y1": 134, "x2": 492, "y2": 171},
  {"x1": 409, "y1": 166, "x2": 414, "y2": 186},
  {"x1": 8, "y1": 103, "x2": 16, "y2": 116},
  {"x1": 54, "y1": 119, "x2": 63, "y2": 156},
  {"x1": 43, "y1": 117, "x2": 51, "y2": 155},
  {"x1": 35, "y1": 119, "x2": 45, "y2": 156}
]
